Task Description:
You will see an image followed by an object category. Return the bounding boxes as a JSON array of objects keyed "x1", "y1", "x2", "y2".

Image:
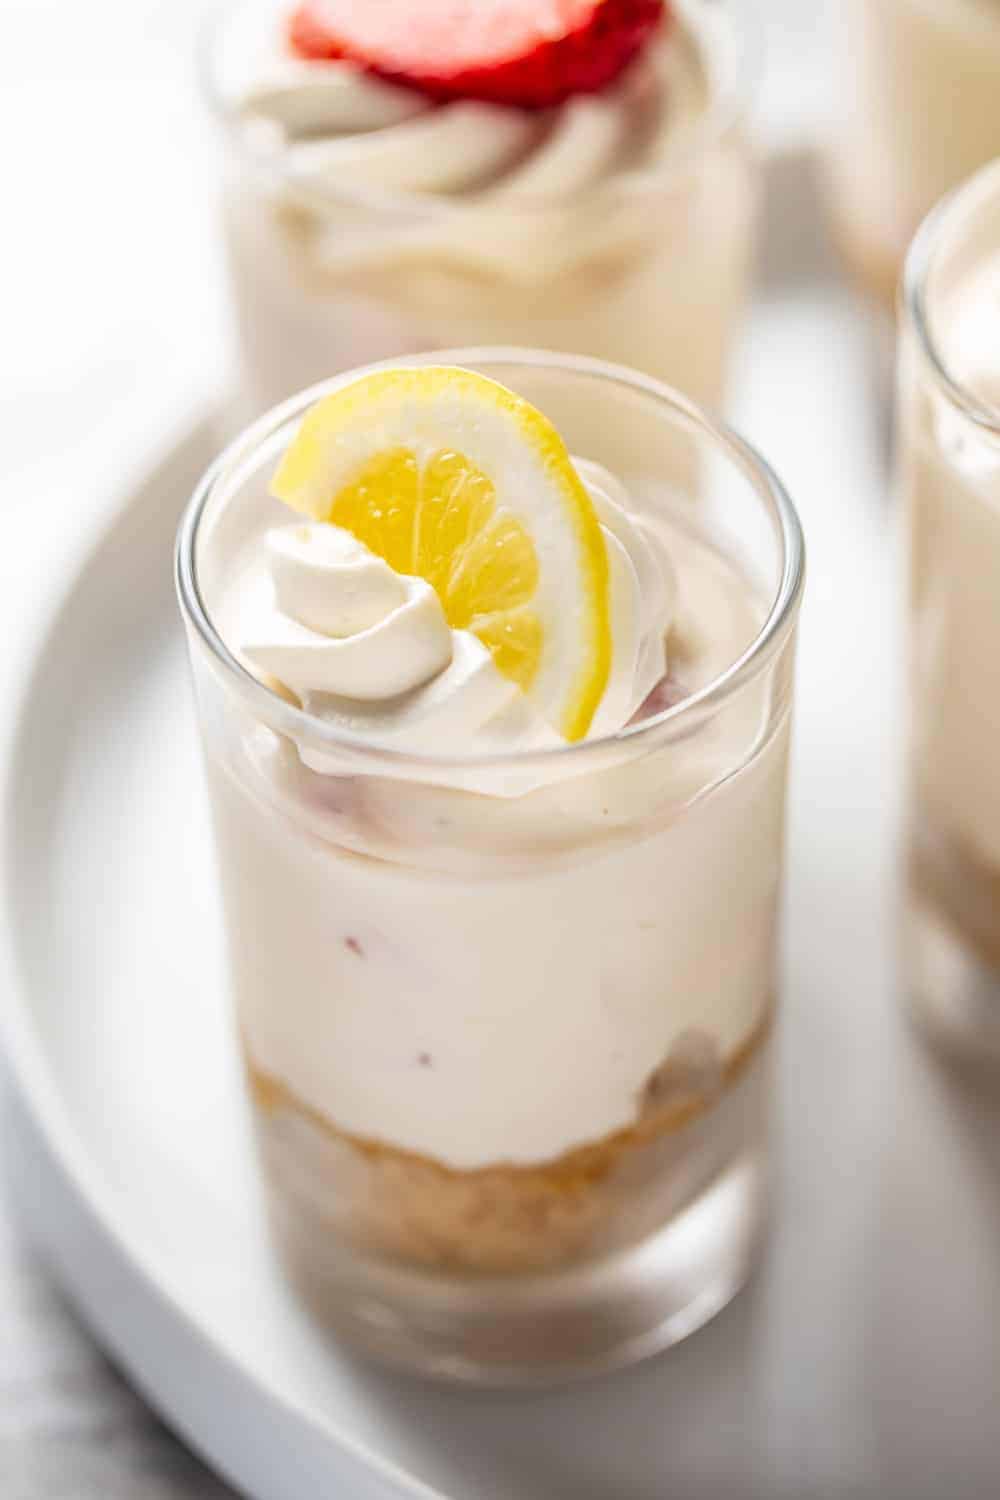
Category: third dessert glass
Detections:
[
  {"x1": 830, "y1": 0, "x2": 1000, "y2": 304},
  {"x1": 899, "y1": 159, "x2": 1000, "y2": 1062},
  {"x1": 177, "y1": 348, "x2": 804, "y2": 1382},
  {"x1": 204, "y1": 0, "x2": 757, "y2": 413}
]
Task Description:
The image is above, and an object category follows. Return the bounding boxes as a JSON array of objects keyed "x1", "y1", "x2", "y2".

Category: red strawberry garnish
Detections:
[{"x1": 288, "y1": 0, "x2": 668, "y2": 111}]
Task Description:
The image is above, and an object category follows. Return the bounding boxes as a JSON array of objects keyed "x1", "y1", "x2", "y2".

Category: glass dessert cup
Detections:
[
  {"x1": 204, "y1": 0, "x2": 758, "y2": 415},
  {"x1": 176, "y1": 349, "x2": 804, "y2": 1384},
  {"x1": 899, "y1": 162, "x2": 1000, "y2": 1065},
  {"x1": 829, "y1": 0, "x2": 1000, "y2": 307}
]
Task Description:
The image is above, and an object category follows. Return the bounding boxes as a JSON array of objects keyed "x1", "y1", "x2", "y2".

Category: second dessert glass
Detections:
[
  {"x1": 830, "y1": 0, "x2": 1000, "y2": 304},
  {"x1": 177, "y1": 349, "x2": 804, "y2": 1383},
  {"x1": 899, "y1": 160, "x2": 1000, "y2": 1063},
  {"x1": 204, "y1": 0, "x2": 758, "y2": 413}
]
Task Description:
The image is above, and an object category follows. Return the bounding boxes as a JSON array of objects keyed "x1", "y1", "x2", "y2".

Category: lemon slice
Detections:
[{"x1": 270, "y1": 366, "x2": 611, "y2": 741}]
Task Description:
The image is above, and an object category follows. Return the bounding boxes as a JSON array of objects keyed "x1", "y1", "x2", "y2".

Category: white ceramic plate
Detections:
[{"x1": 3, "y1": 156, "x2": 1000, "y2": 1500}]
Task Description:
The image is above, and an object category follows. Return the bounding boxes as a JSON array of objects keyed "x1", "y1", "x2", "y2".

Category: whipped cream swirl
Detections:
[
  {"x1": 232, "y1": 14, "x2": 708, "y2": 279},
  {"x1": 242, "y1": 59, "x2": 654, "y2": 197},
  {"x1": 238, "y1": 461, "x2": 675, "y2": 766}
]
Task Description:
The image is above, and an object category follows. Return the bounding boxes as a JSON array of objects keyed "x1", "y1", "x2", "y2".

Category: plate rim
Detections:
[{"x1": 0, "y1": 406, "x2": 446, "y2": 1500}]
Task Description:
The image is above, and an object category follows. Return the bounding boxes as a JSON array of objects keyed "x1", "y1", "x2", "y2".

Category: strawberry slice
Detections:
[{"x1": 288, "y1": 0, "x2": 667, "y2": 111}]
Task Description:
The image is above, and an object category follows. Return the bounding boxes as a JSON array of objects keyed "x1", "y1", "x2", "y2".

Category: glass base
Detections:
[
  {"x1": 270, "y1": 1154, "x2": 767, "y2": 1387},
  {"x1": 904, "y1": 881, "x2": 1000, "y2": 1068}
]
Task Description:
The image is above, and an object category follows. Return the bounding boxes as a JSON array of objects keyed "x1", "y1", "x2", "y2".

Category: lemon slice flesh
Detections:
[{"x1": 270, "y1": 367, "x2": 611, "y2": 741}]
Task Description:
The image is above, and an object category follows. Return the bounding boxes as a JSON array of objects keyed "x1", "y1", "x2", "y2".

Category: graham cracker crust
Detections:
[{"x1": 246, "y1": 1016, "x2": 771, "y2": 1275}]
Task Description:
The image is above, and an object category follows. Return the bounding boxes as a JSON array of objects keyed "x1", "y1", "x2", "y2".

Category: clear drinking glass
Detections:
[
  {"x1": 830, "y1": 0, "x2": 1000, "y2": 304},
  {"x1": 176, "y1": 349, "x2": 804, "y2": 1383},
  {"x1": 899, "y1": 161, "x2": 1000, "y2": 1063},
  {"x1": 203, "y1": 0, "x2": 758, "y2": 414}
]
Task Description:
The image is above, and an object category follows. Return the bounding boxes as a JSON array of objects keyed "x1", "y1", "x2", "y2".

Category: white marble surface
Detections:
[{"x1": 0, "y1": 3, "x2": 835, "y2": 1497}]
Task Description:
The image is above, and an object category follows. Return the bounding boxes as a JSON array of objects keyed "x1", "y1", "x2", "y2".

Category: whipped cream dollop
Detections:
[
  {"x1": 241, "y1": 57, "x2": 667, "y2": 197},
  {"x1": 235, "y1": 460, "x2": 675, "y2": 767}
]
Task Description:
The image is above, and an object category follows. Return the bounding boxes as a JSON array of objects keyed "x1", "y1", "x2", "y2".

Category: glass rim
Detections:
[
  {"x1": 198, "y1": 0, "x2": 760, "y2": 218},
  {"x1": 175, "y1": 347, "x2": 805, "y2": 778},
  {"x1": 902, "y1": 156, "x2": 1000, "y2": 436}
]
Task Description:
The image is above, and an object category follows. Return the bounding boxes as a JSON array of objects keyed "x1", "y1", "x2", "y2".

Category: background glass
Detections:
[
  {"x1": 899, "y1": 160, "x2": 1000, "y2": 1063},
  {"x1": 205, "y1": 0, "x2": 758, "y2": 414},
  {"x1": 177, "y1": 349, "x2": 804, "y2": 1383}
]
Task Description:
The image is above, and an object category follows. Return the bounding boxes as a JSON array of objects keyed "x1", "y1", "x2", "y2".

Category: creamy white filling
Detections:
[{"x1": 212, "y1": 722, "x2": 783, "y2": 1168}]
